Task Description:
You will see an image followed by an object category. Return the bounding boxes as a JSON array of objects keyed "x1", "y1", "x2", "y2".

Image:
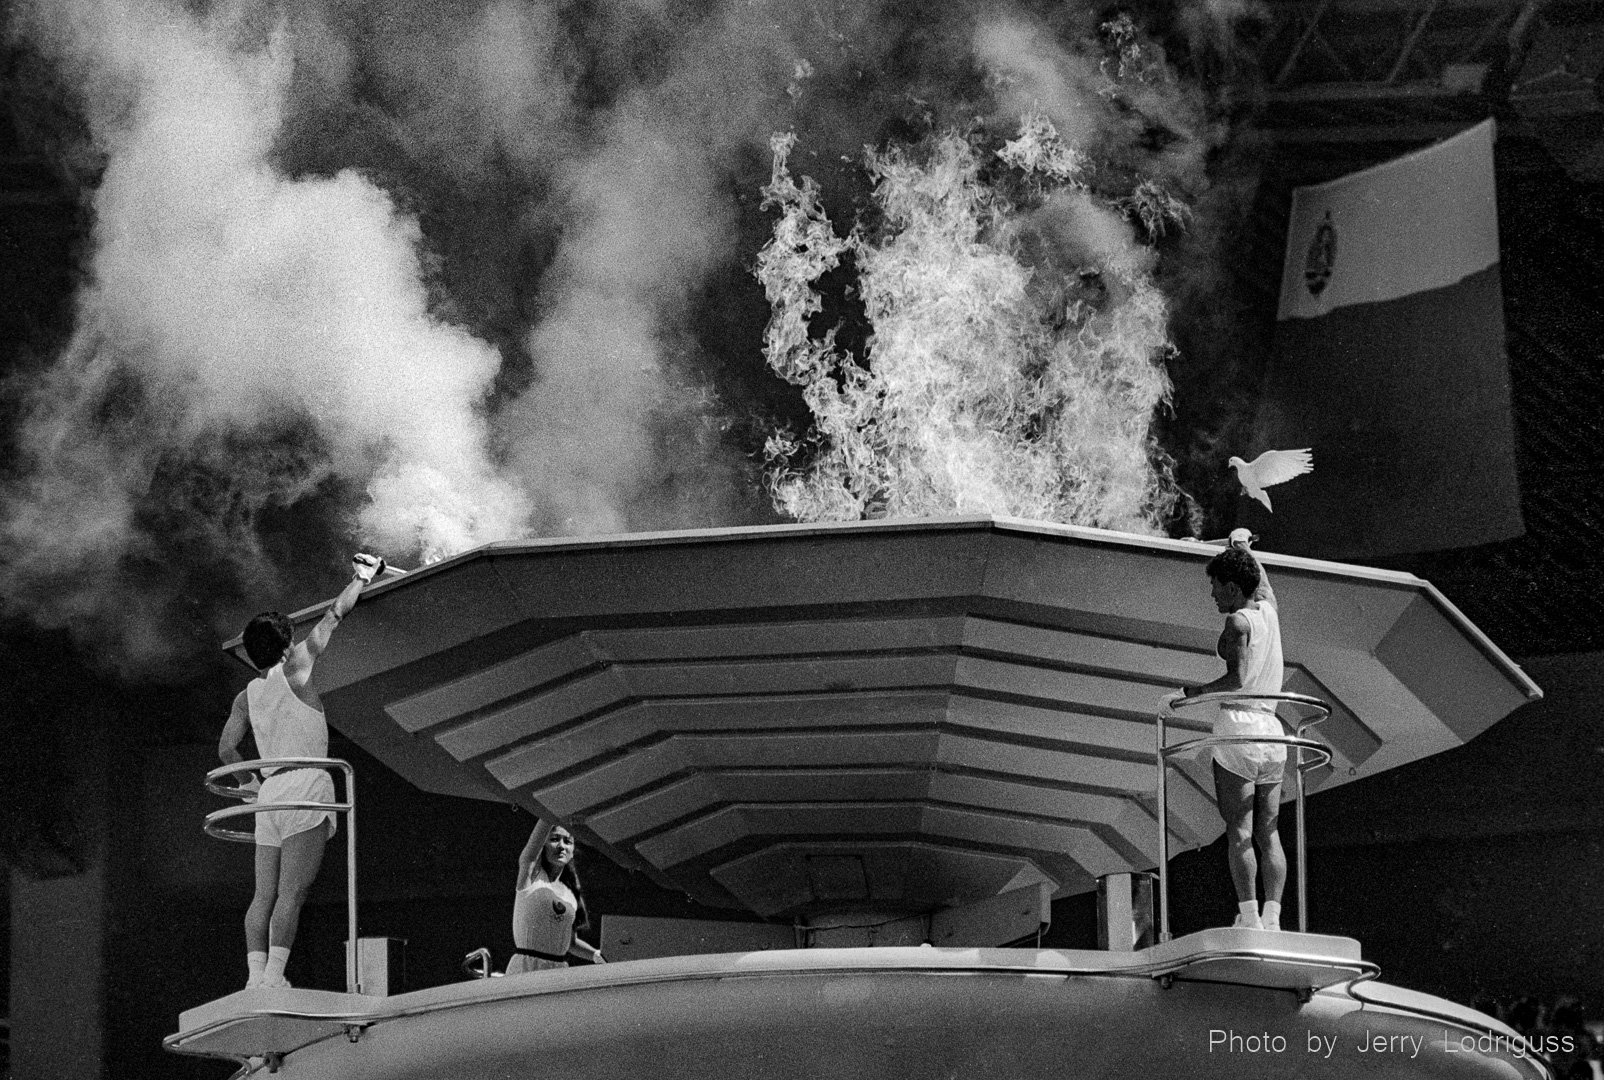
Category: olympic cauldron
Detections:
[{"x1": 258, "y1": 517, "x2": 1539, "y2": 920}]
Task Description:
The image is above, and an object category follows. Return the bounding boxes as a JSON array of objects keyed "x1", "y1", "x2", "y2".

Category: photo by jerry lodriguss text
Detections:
[{"x1": 1208, "y1": 1029, "x2": 1577, "y2": 1060}]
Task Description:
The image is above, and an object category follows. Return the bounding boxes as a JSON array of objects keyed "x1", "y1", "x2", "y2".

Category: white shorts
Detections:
[
  {"x1": 254, "y1": 768, "x2": 338, "y2": 848},
  {"x1": 1212, "y1": 708, "x2": 1287, "y2": 785}
]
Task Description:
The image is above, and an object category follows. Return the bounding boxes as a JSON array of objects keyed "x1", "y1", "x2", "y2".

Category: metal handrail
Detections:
[
  {"x1": 205, "y1": 757, "x2": 359, "y2": 995},
  {"x1": 1155, "y1": 692, "x2": 1333, "y2": 943}
]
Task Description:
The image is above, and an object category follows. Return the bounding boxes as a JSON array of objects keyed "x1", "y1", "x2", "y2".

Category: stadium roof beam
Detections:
[{"x1": 1259, "y1": 0, "x2": 1603, "y2": 146}]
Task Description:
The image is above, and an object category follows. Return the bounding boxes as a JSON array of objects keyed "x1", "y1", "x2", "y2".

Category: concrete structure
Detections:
[
  {"x1": 167, "y1": 932, "x2": 1555, "y2": 1080},
  {"x1": 157, "y1": 517, "x2": 1555, "y2": 1078},
  {"x1": 237, "y1": 517, "x2": 1539, "y2": 923}
]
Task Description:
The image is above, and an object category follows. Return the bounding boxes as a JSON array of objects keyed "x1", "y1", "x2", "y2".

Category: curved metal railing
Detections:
[
  {"x1": 1155, "y1": 692, "x2": 1333, "y2": 942},
  {"x1": 205, "y1": 757, "x2": 359, "y2": 994}
]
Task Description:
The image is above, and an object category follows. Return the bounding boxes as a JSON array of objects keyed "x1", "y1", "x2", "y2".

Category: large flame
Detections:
[{"x1": 758, "y1": 113, "x2": 1183, "y2": 533}]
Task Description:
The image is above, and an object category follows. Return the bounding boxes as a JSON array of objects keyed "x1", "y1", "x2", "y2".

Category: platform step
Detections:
[{"x1": 1143, "y1": 927, "x2": 1375, "y2": 994}]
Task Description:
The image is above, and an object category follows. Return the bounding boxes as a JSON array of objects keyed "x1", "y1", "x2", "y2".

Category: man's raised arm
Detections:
[{"x1": 286, "y1": 554, "x2": 384, "y2": 679}]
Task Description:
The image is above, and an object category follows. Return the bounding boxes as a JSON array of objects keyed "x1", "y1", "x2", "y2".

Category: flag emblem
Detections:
[{"x1": 1304, "y1": 211, "x2": 1336, "y2": 296}]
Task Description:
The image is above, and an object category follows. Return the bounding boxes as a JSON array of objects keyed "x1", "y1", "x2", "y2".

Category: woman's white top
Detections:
[{"x1": 513, "y1": 870, "x2": 578, "y2": 957}]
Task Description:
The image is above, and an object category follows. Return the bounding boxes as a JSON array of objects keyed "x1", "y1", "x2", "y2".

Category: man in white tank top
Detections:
[
  {"x1": 218, "y1": 553, "x2": 384, "y2": 988},
  {"x1": 1178, "y1": 530, "x2": 1288, "y2": 932}
]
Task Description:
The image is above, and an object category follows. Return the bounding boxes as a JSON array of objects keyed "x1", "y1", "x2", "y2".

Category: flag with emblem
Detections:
[{"x1": 1248, "y1": 119, "x2": 1522, "y2": 558}]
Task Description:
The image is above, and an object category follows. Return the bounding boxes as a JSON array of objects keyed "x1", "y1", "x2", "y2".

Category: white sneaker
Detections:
[
  {"x1": 262, "y1": 974, "x2": 292, "y2": 989},
  {"x1": 1232, "y1": 913, "x2": 1264, "y2": 930}
]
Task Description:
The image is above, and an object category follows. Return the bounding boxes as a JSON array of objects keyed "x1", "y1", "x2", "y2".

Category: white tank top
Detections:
[
  {"x1": 513, "y1": 874, "x2": 578, "y2": 956},
  {"x1": 246, "y1": 663, "x2": 328, "y2": 773},
  {"x1": 1222, "y1": 602, "x2": 1283, "y2": 713}
]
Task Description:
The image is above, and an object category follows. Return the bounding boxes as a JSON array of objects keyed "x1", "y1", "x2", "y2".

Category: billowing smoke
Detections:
[
  {"x1": 1, "y1": 0, "x2": 1262, "y2": 671},
  {"x1": 4, "y1": 0, "x2": 532, "y2": 667}
]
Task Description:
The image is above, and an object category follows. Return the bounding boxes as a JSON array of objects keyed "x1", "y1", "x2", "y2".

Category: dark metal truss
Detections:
[{"x1": 1263, "y1": 0, "x2": 1599, "y2": 106}]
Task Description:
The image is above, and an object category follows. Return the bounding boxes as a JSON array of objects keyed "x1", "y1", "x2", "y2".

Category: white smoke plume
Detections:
[
  {"x1": 1, "y1": 0, "x2": 1262, "y2": 670},
  {"x1": 3, "y1": 0, "x2": 532, "y2": 667},
  {"x1": 500, "y1": 110, "x2": 729, "y2": 534}
]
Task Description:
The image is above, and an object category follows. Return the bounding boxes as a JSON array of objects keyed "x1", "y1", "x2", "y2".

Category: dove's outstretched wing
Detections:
[{"x1": 1244, "y1": 448, "x2": 1313, "y2": 488}]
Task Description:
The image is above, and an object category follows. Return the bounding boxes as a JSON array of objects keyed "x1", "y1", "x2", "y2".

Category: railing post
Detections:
[
  {"x1": 1295, "y1": 732, "x2": 1309, "y2": 933},
  {"x1": 203, "y1": 757, "x2": 361, "y2": 994},
  {"x1": 345, "y1": 764, "x2": 359, "y2": 995},
  {"x1": 1155, "y1": 707, "x2": 1170, "y2": 943},
  {"x1": 1154, "y1": 693, "x2": 1330, "y2": 940}
]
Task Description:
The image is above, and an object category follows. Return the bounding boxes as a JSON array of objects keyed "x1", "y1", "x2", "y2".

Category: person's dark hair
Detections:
[
  {"x1": 1206, "y1": 547, "x2": 1260, "y2": 597},
  {"x1": 541, "y1": 830, "x2": 590, "y2": 931},
  {"x1": 242, "y1": 612, "x2": 294, "y2": 669}
]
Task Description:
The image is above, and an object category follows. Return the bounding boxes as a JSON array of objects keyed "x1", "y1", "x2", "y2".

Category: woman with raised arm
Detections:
[{"x1": 507, "y1": 821, "x2": 605, "y2": 973}]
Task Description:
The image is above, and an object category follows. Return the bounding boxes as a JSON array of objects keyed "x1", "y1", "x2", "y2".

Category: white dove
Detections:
[{"x1": 1228, "y1": 448, "x2": 1313, "y2": 513}]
